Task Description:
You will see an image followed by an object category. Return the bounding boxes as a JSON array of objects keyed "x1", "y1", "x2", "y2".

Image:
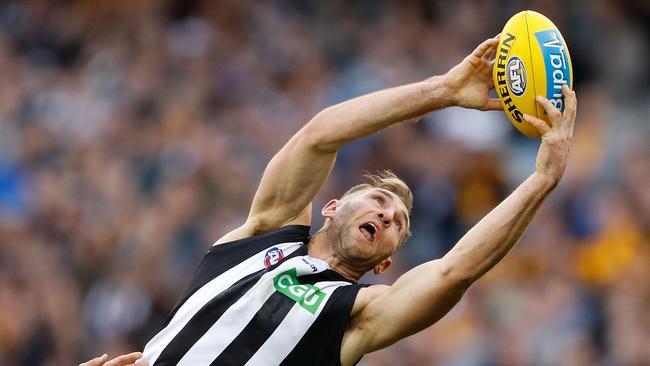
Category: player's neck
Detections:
[{"x1": 308, "y1": 231, "x2": 367, "y2": 282}]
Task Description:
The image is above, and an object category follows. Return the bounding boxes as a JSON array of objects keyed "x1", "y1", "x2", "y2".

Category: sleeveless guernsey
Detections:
[{"x1": 142, "y1": 225, "x2": 364, "y2": 366}]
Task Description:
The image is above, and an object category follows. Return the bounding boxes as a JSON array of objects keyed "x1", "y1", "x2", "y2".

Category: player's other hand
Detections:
[
  {"x1": 524, "y1": 85, "x2": 577, "y2": 184},
  {"x1": 443, "y1": 34, "x2": 503, "y2": 111},
  {"x1": 79, "y1": 352, "x2": 148, "y2": 366}
]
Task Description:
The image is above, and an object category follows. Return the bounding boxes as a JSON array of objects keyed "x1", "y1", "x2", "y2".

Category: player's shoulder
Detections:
[
  {"x1": 349, "y1": 283, "x2": 389, "y2": 318},
  {"x1": 212, "y1": 222, "x2": 310, "y2": 246},
  {"x1": 214, "y1": 205, "x2": 313, "y2": 246}
]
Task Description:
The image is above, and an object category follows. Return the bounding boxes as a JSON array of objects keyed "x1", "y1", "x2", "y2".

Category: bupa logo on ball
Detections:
[
  {"x1": 264, "y1": 247, "x2": 285, "y2": 268},
  {"x1": 506, "y1": 56, "x2": 527, "y2": 96},
  {"x1": 535, "y1": 30, "x2": 571, "y2": 111}
]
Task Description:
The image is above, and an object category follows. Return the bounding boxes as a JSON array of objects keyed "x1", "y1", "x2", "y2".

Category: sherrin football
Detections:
[{"x1": 493, "y1": 11, "x2": 573, "y2": 138}]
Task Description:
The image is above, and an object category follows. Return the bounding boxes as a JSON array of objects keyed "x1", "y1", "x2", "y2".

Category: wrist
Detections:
[
  {"x1": 531, "y1": 171, "x2": 560, "y2": 192},
  {"x1": 424, "y1": 75, "x2": 456, "y2": 109}
]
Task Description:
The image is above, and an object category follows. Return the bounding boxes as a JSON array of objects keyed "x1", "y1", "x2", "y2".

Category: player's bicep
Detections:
[
  {"x1": 247, "y1": 127, "x2": 336, "y2": 231},
  {"x1": 354, "y1": 260, "x2": 469, "y2": 352}
]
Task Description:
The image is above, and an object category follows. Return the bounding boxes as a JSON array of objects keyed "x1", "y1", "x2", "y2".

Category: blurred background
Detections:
[{"x1": 0, "y1": 0, "x2": 648, "y2": 365}]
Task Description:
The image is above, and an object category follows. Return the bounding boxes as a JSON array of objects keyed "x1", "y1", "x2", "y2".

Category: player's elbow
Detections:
[
  {"x1": 300, "y1": 109, "x2": 342, "y2": 154},
  {"x1": 437, "y1": 259, "x2": 477, "y2": 290}
]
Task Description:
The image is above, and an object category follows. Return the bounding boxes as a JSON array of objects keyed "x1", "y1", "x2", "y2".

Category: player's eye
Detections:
[{"x1": 394, "y1": 219, "x2": 402, "y2": 230}]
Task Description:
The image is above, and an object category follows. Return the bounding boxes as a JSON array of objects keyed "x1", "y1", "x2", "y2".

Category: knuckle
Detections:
[
  {"x1": 543, "y1": 104, "x2": 556, "y2": 114},
  {"x1": 545, "y1": 137, "x2": 559, "y2": 145}
]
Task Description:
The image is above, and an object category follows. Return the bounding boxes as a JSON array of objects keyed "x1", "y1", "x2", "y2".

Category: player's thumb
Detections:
[{"x1": 482, "y1": 98, "x2": 503, "y2": 111}]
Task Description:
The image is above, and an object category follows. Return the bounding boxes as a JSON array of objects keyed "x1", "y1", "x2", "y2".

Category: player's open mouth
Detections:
[{"x1": 359, "y1": 222, "x2": 377, "y2": 243}]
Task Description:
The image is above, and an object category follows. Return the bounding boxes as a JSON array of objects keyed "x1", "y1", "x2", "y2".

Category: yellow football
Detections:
[{"x1": 493, "y1": 11, "x2": 573, "y2": 138}]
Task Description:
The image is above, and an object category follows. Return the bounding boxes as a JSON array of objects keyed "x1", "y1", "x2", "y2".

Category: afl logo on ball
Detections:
[
  {"x1": 506, "y1": 56, "x2": 527, "y2": 96},
  {"x1": 264, "y1": 247, "x2": 285, "y2": 268}
]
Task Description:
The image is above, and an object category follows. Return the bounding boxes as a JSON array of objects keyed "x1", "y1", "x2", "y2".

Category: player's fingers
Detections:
[
  {"x1": 487, "y1": 33, "x2": 501, "y2": 55},
  {"x1": 535, "y1": 96, "x2": 562, "y2": 122},
  {"x1": 562, "y1": 85, "x2": 577, "y2": 136},
  {"x1": 489, "y1": 58, "x2": 496, "y2": 78},
  {"x1": 486, "y1": 61, "x2": 496, "y2": 90},
  {"x1": 482, "y1": 98, "x2": 503, "y2": 111},
  {"x1": 570, "y1": 92, "x2": 577, "y2": 137},
  {"x1": 133, "y1": 359, "x2": 149, "y2": 366},
  {"x1": 105, "y1": 353, "x2": 144, "y2": 366},
  {"x1": 80, "y1": 354, "x2": 108, "y2": 366},
  {"x1": 483, "y1": 42, "x2": 496, "y2": 60},
  {"x1": 562, "y1": 85, "x2": 577, "y2": 118},
  {"x1": 472, "y1": 37, "x2": 499, "y2": 59},
  {"x1": 523, "y1": 114, "x2": 551, "y2": 137}
]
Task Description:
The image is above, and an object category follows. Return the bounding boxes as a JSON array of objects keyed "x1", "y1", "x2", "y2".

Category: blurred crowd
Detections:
[{"x1": 0, "y1": 0, "x2": 648, "y2": 365}]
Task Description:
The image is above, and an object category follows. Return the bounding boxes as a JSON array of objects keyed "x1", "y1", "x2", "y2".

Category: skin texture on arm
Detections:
[
  {"x1": 79, "y1": 352, "x2": 147, "y2": 366},
  {"x1": 342, "y1": 86, "x2": 577, "y2": 364},
  {"x1": 215, "y1": 36, "x2": 502, "y2": 244}
]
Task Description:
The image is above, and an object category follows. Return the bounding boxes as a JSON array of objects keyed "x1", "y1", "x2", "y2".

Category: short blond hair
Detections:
[{"x1": 341, "y1": 170, "x2": 413, "y2": 243}]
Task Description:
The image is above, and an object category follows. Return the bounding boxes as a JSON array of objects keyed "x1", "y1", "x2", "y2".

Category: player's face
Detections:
[{"x1": 332, "y1": 188, "x2": 410, "y2": 267}]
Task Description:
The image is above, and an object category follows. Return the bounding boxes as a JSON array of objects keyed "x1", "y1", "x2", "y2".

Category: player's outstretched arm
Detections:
[
  {"x1": 343, "y1": 86, "x2": 576, "y2": 361},
  {"x1": 216, "y1": 36, "x2": 503, "y2": 244}
]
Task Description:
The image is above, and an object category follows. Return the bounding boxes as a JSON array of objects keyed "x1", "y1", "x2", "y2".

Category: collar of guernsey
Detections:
[
  {"x1": 283, "y1": 254, "x2": 331, "y2": 275},
  {"x1": 289, "y1": 252, "x2": 356, "y2": 284}
]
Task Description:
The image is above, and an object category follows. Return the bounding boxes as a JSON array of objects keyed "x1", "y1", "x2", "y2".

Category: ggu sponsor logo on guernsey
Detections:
[
  {"x1": 506, "y1": 56, "x2": 527, "y2": 96},
  {"x1": 535, "y1": 30, "x2": 571, "y2": 111},
  {"x1": 274, "y1": 268, "x2": 326, "y2": 314},
  {"x1": 495, "y1": 33, "x2": 524, "y2": 123}
]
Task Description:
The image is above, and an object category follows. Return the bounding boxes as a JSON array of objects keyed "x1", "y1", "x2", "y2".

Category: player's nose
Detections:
[{"x1": 377, "y1": 208, "x2": 395, "y2": 226}]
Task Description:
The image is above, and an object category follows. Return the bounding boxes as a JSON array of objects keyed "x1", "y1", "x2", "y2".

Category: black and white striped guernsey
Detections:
[{"x1": 142, "y1": 225, "x2": 364, "y2": 366}]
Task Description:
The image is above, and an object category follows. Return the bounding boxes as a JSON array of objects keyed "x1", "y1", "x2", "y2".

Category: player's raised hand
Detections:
[
  {"x1": 443, "y1": 34, "x2": 503, "y2": 111},
  {"x1": 79, "y1": 352, "x2": 148, "y2": 366},
  {"x1": 523, "y1": 85, "x2": 577, "y2": 183}
]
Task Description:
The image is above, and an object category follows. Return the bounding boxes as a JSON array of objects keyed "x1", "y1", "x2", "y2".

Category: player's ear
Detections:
[
  {"x1": 321, "y1": 199, "x2": 340, "y2": 219},
  {"x1": 373, "y1": 257, "x2": 392, "y2": 275}
]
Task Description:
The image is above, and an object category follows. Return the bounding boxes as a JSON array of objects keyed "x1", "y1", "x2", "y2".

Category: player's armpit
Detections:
[
  {"x1": 340, "y1": 284, "x2": 389, "y2": 365},
  {"x1": 343, "y1": 260, "x2": 470, "y2": 357}
]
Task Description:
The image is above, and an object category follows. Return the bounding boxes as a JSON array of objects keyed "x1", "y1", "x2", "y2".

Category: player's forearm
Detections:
[
  {"x1": 441, "y1": 172, "x2": 557, "y2": 285},
  {"x1": 304, "y1": 76, "x2": 453, "y2": 152}
]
